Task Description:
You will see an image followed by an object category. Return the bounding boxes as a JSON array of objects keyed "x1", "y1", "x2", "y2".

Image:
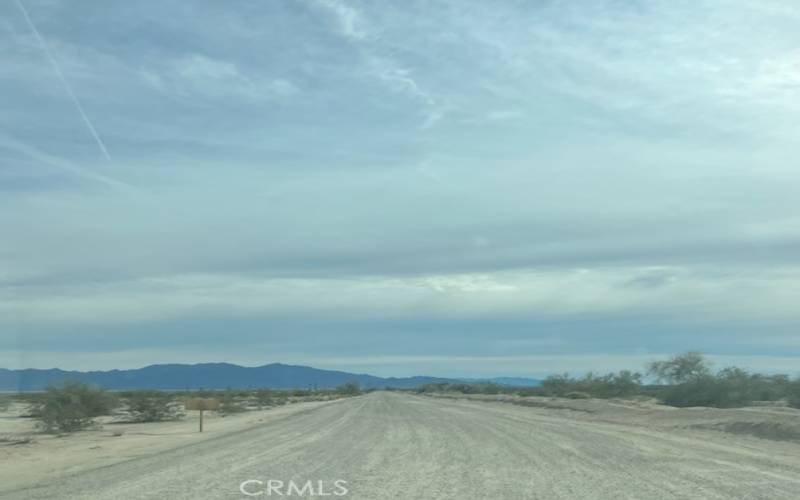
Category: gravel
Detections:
[{"x1": 5, "y1": 392, "x2": 800, "y2": 499}]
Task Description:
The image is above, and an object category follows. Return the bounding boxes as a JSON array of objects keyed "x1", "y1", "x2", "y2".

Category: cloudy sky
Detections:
[{"x1": 3, "y1": 0, "x2": 800, "y2": 377}]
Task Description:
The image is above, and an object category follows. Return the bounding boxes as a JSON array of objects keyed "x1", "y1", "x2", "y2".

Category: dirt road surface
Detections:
[{"x1": 4, "y1": 392, "x2": 800, "y2": 499}]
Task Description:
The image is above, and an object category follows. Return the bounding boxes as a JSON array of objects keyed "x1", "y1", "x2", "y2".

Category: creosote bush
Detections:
[
  {"x1": 784, "y1": 380, "x2": 800, "y2": 409},
  {"x1": 125, "y1": 391, "x2": 185, "y2": 422},
  {"x1": 539, "y1": 371, "x2": 643, "y2": 399},
  {"x1": 418, "y1": 352, "x2": 800, "y2": 410},
  {"x1": 34, "y1": 382, "x2": 116, "y2": 433}
]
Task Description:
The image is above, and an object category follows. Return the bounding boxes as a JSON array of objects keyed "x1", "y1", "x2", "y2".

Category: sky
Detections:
[{"x1": 2, "y1": 0, "x2": 800, "y2": 377}]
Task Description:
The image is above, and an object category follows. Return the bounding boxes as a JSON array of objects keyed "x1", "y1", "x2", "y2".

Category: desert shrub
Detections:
[
  {"x1": 336, "y1": 381, "x2": 362, "y2": 396},
  {"x1": 126, "y1": 391, "x2": 184, "y2": 422},
  {"x1": 604, "y1": 370, "x2": 644, "y2": 397},
  {"x1": 577, "y1": 371, "x2": 642, "y2": 398},
  {"x1": 787, "y1": 379, "x2": 800, "y2": 409},
  {"x1": 715, "y1": 367, "x2": 772, "y2": 404},
  {"x1": 254, "y1": 389, "x2": 275, "y2": 409},
  {"x1": 660, "y1": 375, "x2": 752, "y2": 408},
  {"x1": 415, "y1": 353, "x2": 794, "y2": 410},
  {"x1": 219, "y1": 390, "x2": 246, "y2": 415},
  {"x1": 540, "y1": 374, "x2": 572, "y2": 395},
  {"x1": 515, "y1": 388, "x2": 543, "y2": 397},
  {"x1": 33, "y1": 382, "x2": 116, "y2": 433},
  {"x1": 539, "y1": 371, "x2": 642, "y2": 399},
  {"x1": 0, "y1": 395, "x2": 11, "y2": 412},
  {"x1": 472, "y1": 382, "x2": 503, "y2": 394},
  {"x1": 647, "y1": 352, "x2": 711, "y2": 384},
  {"x1": 417, "y1": 382, "x2": 450, "y2": 393},
  {"x1": 655, "y1": 366, "x2": 798, "y2": 408},
  {"x1": 747, "y1": 374, "x2": 791, "y2": 401}
]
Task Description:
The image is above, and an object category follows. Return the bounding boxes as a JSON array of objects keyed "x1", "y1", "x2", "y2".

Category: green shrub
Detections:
[
  {"x1": 540, "y1": 373, "x2": 572, "y2": 395},
  {"x1": 647, "y1": 352, "x2": 711, "y2": 384},
  {"x1": 787, "y1": 379, "x2": 800, "y2": 409},
  {"x1": 660, "y1": 375, "x2": 753, "y2": 408},
  {"x1": 416, "y1": 353, "x2": 796, "y2": 410},
  {"x1": 658, "y1": 368, "x2": 796, "y2": 408},
  {"x1": 126, "y1": 391, "x2": 184, "y2": 422},
  {"x1": 540, "y1": 371, "x2": 642, "y2": 398},
  {"x1": 34, "y1": 382, "x2": 116, "y2": 433}
]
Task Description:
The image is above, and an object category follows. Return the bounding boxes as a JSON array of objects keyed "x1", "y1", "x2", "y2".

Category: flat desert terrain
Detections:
[{"x1": 2, "y1": 392, "x2": 800, "y2": 499}]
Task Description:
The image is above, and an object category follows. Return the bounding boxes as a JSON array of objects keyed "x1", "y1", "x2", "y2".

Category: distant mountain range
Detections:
[
  {"x1": 0, "y1": 363, "x2": 540, "y2": 391},
  {"x1": 459, "y1": 377, "x2": 543, "y2": 387}
]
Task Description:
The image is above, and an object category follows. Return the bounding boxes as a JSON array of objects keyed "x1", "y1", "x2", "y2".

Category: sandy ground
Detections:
[
  {"x1": 2, "y1": 392, "x2": 800, "y2": 499},
  {"x1": 425, "y1": 392, "x2": 800, "y2": 442},
  {"x1": 0, "y1": 397, "x2": 347, "y2": 493}
]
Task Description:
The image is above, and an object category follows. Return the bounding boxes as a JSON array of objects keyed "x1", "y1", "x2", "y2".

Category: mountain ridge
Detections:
[{"x1": 0, "y1": 362, "x2": 540, "y2": 391}]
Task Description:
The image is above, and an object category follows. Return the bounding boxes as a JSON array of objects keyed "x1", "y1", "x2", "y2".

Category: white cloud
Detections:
[
  {"x1": 313, "y1": 2, "x2": 446, "y2": 129},
  {"x1": 141, "y1": 54, "x2": 298, "y2": 101},
  {"x1": 5, "y1": 266, "x2": 800, "y2": 333},
  {"x1": 316, "y1": 0, "x2": 368, "y2": 40}
]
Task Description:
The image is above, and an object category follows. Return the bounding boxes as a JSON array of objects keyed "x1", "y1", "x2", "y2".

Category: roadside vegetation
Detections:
[
  {"x1": 122, "y1": 390, "x2": 185, "y2": 423},
  {"x1": 32, "y1": 382, "x2": 117, "y2": 433},
  {"x1": 336, "y1": 381, "x2": 362, "y2": 396},
  {"x1": 418, "y1": 352, "x2": 800, "y2": 409},
  {"x1": 10, "y1": 382, "x2": 364, "y2": 434}
]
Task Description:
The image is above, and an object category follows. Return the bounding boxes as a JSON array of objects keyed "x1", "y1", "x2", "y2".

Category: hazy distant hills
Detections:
[
  {"x1": 459, "y1": 377, "x2": 543, "y2": 387},
  {"x1": 0, "y1": 363, "x2": 540, "y2": 391}
]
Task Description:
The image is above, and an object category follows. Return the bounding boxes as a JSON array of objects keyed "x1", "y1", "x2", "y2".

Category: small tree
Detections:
[
  {"x1": 34, "y1": 382, "x2": 116, "y2": 433},
  {"x1": 647, "y1": 352, "x2": 711, "y2": 384},
  {"x1": 126, "y1": 391, "x2": 184, "y2": 422}
]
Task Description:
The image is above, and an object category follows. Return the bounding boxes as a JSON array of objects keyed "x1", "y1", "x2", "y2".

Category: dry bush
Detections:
[
  {"x1": 126, "y1": 391, "x2": 185, "y2": 423},
  {"x1": 33, "y1": 382, "x2": 116, "y2": 433}
]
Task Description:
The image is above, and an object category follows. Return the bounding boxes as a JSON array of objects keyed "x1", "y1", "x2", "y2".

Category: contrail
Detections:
[
  {"x1": 14, "y1": 0, "x2": 112, "y2": 161},
  {"x1": 0, "y1": 134, "x2": 137, "y2": 194}
]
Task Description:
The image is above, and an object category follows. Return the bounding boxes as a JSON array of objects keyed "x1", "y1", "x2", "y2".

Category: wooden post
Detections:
[{"x1": 199, "y1": 409, "x2": 204, "y2": 433}]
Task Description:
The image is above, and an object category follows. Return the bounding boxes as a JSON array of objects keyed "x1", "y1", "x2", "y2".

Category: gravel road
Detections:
[{"x1": 6, "y1": 392, "x2": 800, "y2": 499}]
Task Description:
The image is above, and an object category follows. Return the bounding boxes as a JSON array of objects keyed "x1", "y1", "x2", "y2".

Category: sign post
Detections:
[{"x1": 184, "y1": 398, "x2": 220, "y2": 433}]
